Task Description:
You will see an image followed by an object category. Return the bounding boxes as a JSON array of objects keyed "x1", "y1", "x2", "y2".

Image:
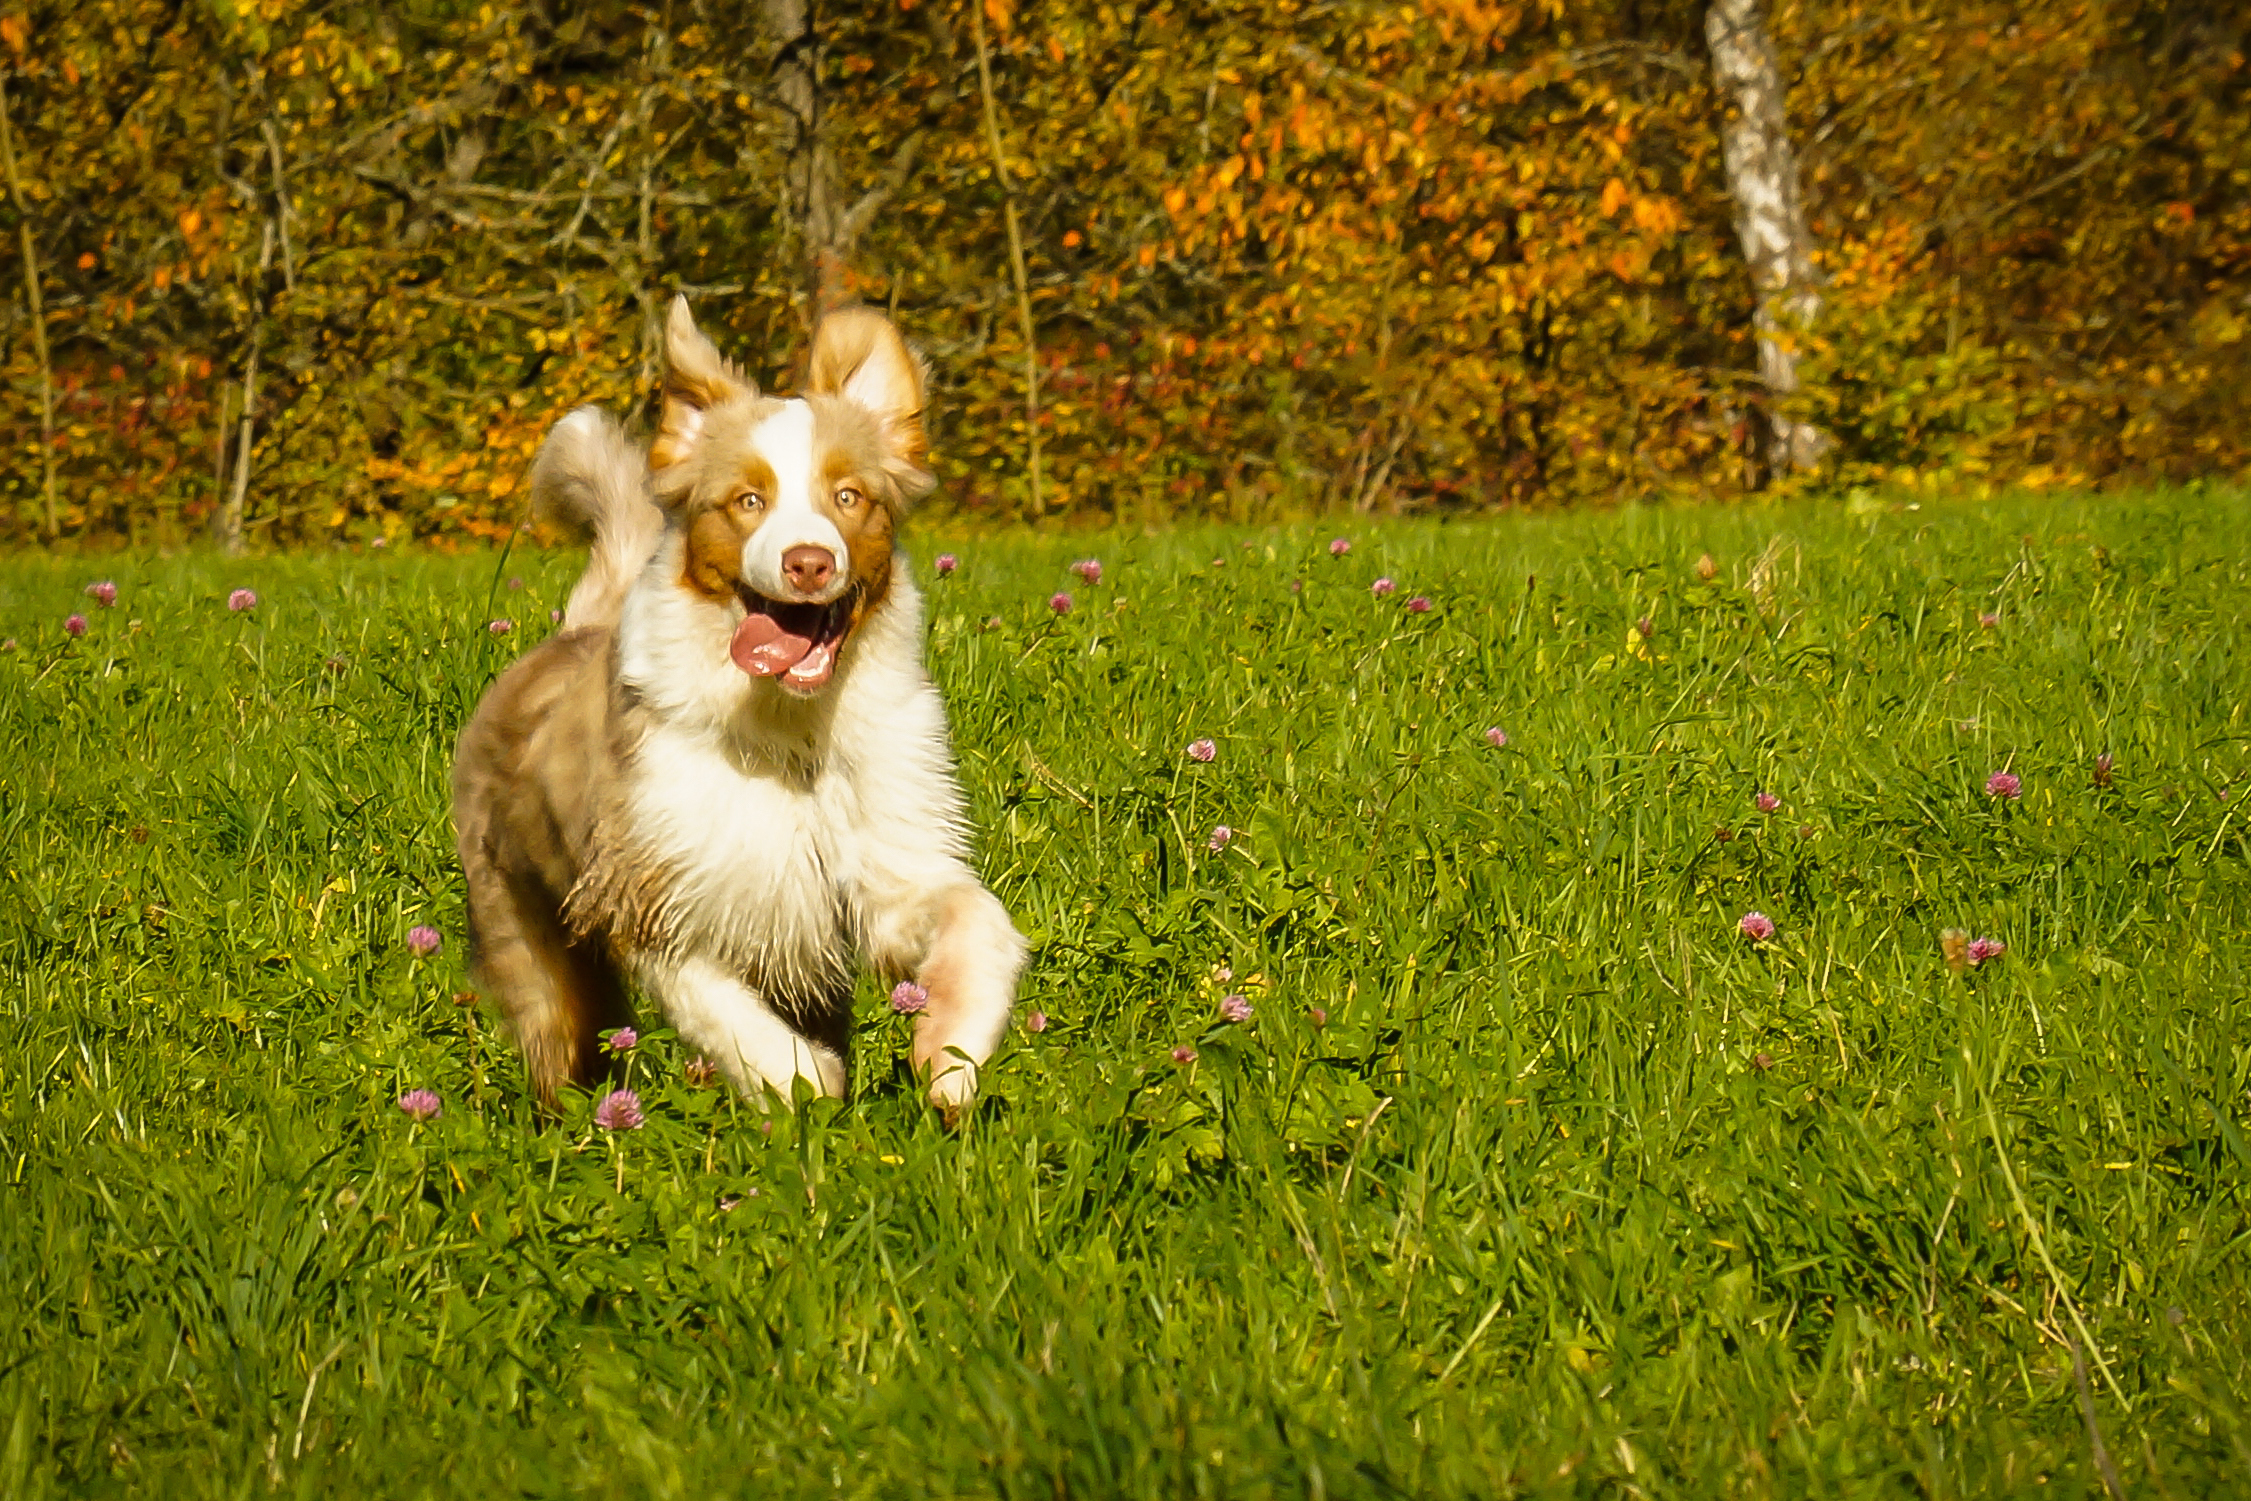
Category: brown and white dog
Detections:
[{"x1": 451, "y1": 297, "x2": 1023, "y2": 1118}]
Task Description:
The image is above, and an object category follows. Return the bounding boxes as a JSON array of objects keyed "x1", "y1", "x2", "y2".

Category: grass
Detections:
[{"x1": 2, "y1": 487, "x2": 2248, "y2": 1498}]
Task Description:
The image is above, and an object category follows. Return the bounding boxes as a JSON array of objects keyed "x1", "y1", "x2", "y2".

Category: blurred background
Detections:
[{"x1": 0, "y1": 0, "x2": 2243, "y2": 545}]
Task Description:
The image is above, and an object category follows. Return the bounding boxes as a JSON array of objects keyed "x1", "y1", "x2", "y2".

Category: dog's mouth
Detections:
[{"x1": 728, "y1": 588, "x2": 854, "y2": 692}]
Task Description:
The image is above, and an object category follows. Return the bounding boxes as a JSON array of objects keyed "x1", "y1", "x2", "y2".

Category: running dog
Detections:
[{"x1": 451, "y1": 297, "x2": 1023, "y2": 1118}]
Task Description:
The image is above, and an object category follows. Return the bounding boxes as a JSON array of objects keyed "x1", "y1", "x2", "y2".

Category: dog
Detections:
[{"x1": 451, "y1": 297, "x2": 1025, "y2": 1118}]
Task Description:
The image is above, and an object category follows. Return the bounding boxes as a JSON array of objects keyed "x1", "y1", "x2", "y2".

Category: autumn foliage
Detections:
[{"x1": 0, "y1": 0, "x2": 2245, "y2": 543}]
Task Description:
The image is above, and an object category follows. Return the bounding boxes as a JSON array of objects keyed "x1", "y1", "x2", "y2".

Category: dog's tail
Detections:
[{"x1": 532, "y1": 407, "x2": 662, "y2": 632}]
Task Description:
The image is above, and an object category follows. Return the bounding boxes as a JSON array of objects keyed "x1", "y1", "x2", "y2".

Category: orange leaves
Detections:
[
  {"x1": 5, "y1": 0, "x2": 2245, "y2": 537},
  {"x1": 1629, "y1": 196, "x2": 1681, "y2": 237}
]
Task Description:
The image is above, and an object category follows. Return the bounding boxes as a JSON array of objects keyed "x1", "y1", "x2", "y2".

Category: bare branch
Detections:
[{"x1": 840, "y1": 131, "x2": 923, "y2": 243}]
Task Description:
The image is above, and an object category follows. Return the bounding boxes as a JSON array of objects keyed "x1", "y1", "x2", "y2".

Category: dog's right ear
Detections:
[{"x1": 650, "y1": 296, "x2": 752, "y2": 474}]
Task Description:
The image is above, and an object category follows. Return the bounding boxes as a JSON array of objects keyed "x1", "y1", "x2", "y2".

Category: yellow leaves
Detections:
[
  {"x1": 0, "y1": 15, "x2": 23, "y2": 55},
  {"x1": 1163, "y1": 185, "x2": 1187, "y2": 215},
  {"x1": 1599, "y1": 177, "x2": 1628, "y2": 218},
  {"x1": 1046, "y1": 35, "x2": 1065, "y2": 64},
  {"x1": 982, "y1": 0, "x2": 1012, "y2": 35}
]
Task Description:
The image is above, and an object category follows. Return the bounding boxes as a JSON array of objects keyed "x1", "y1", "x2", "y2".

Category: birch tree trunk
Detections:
[{"x1": 1705, "y1": 0, "x2": 1828, "y2": 473}]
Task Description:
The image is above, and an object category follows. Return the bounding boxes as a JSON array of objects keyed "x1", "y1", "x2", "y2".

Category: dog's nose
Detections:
[{"x1": 781, "y1": 545, "x2": 836, "y2": 594}]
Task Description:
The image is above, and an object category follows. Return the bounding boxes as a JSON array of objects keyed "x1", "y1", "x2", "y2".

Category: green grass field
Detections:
[{"x1": 3, "y1": 490, "x2": 2248, "y2": 1498}]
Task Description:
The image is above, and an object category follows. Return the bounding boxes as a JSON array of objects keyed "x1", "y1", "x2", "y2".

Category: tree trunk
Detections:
[
  {"x1": 1705, "y1": 0, "x2": 1827, "y2": 473},
  {"x1": 211, "y1": 219, "x2": 275, "y2": 555},
  {"x1": 762, "y1": 0, "x2": 919, "y2": 325},
  {"x1": 0, "y1": 74, "x2": 57, "y2": 539},
  {"x1": 763, "y1": 0, "x2": 848, "y2": 319}
]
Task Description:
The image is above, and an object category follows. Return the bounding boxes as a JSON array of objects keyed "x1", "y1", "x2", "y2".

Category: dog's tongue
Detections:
[
  {"x1": 730, "y1": 609, "x2": 840, "y2": 689},
  {"x1": 730, "y1": 612, "x2": 814, "y2": 678}
]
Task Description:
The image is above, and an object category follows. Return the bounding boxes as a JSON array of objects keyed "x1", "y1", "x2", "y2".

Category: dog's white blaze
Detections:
[
  {"x1": 636, "y1": 953, "x2": 845, "y2": 1100},
  {"x1": 739, "y1": 400, "x2": 849, "y2": 602}
]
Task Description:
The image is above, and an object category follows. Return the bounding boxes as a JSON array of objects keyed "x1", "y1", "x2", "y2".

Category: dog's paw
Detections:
[{"x1": 925, "y1": 1056, "x2": 978, "y2": 1119}]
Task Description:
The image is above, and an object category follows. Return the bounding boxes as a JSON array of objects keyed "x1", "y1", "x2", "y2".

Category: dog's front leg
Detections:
[
  {"x1": 862, "y1": 876, "x2": 1025, "y2": 1116},
  {"x1": 632, "y1": 954, "x2": 846, "y2": 1105}
]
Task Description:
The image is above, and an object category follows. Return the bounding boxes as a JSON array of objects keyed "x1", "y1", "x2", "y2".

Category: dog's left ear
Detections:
[{"x1": 809, "y1": 308, "x2": 936, "y2": 503}]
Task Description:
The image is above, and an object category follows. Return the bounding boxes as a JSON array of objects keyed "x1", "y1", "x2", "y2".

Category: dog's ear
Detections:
[
  {"x1": 651, "y1": 296, "x2": 752, "y2": 474},
  {"x1": 808, "y1": 308, "x2": 935, "y2": 503}
]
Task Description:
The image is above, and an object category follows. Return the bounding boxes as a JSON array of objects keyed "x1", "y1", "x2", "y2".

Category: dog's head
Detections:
[{"x1": 648, "y1": 297, "x2": 935, "y2": 695}]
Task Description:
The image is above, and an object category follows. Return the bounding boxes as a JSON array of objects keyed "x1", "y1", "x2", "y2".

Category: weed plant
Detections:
[{"x1": 1, "y1": 490, "x2": 2247, "y2": 1497}]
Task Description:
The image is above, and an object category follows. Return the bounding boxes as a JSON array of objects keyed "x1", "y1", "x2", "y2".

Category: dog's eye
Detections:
[
  {"x1": 732, "y1": 491, "x2": 765, "y2": 514},
  {"x1": 834, "y1": 486, "x2": 862, "y2": 510}
]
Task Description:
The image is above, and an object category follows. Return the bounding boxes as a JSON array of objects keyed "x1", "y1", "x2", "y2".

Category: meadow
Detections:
[{"x1": 2, "y1": 489, "x2": 2248, "y2": 1498}]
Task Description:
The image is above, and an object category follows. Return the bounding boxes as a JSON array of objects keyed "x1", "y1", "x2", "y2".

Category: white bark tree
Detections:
[{"x1": 1706, "y1": 0, "x2": 1827, "y2": 473}]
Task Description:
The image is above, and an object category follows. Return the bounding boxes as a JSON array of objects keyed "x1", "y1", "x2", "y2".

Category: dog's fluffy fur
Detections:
[{"x1": 452, "y1": 298, "x2": 1024, "y2": 1116}]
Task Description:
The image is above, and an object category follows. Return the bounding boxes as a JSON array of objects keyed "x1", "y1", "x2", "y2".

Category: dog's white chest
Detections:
[{"x1": 626, "y1": 724, "x2": 857, "y2": 990}]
